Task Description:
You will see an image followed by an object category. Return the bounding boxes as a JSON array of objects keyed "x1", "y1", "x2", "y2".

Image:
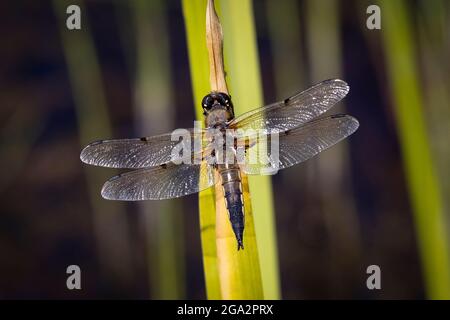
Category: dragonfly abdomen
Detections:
[{"x1": 218, "y1": 164, "x2": 245, "y2": 250}]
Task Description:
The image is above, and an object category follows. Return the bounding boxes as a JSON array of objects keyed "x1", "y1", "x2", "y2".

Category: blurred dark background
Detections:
[{"x1": 0, "y1": 0, "x2": 449, "y2": 299}]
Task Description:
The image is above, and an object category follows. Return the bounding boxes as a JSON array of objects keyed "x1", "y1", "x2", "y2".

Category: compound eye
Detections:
[
  {"x1": 201, "y1": 95, "x2": 214, "y2": 110},
  {"x1": 217, "y1": 93, "x2": 230, "y2": 106}
]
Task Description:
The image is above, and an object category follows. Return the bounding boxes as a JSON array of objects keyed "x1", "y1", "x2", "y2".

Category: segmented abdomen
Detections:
[{"x1": 217, "y1": 163, "x2": 245, "y2": 250}]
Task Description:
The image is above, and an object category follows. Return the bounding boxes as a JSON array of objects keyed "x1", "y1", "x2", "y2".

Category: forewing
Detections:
[
  {"x1": 228, "y1": 79, "x2": 349, "y2": 133},
  {"x1": 101, "y1": 161, "x2": 215, "y2": 200},
  {"x1": 80, "y1": 129, "x2": 206, "y2": 169},
  {"x1": 241, "y1": 114, "x2": 359, "y2": 174}
]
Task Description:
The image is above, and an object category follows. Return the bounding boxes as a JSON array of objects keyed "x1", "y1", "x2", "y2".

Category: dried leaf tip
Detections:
[{"x1": 206, "y1": 0, "x2": 228, "y2": 93}]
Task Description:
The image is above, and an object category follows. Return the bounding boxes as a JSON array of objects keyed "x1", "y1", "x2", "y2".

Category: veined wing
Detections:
[
  {"x1": 241, "y1": 114, "x2": 359, "y2": 175},
  {"x1": 228, "y1": 79, "x2": 349, "y2": 133},
  {"x1": 101, "y1": 161, "x2": 215, "y2": 200},
  {"x1": 80, "y1": 128, "x2": 207, "y2": 169}
]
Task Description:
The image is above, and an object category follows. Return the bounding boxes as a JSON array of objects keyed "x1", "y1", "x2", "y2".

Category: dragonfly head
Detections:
[{"x1": 202, "y1": 92, "x2": 234, "y2": 126}]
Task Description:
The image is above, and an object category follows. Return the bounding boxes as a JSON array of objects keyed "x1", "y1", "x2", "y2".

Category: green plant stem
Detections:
[
  {"x1": 183, "y1": 0, "x2": 278, "y2": 299},
  {"x1": 182, "y1": 0, "x2": 222, "y2": 299},
  {"x1": 218, "y1": 0, "x2": 280, "y2": 299},
  {"x1": 380, "y1": 0, "x2": 450, "y2": 299}
]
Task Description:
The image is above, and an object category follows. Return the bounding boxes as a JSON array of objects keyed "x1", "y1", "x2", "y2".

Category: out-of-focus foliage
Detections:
[
  {"x1": 380, "y1": 0, "x2": 450, "y2": 299},
  {"x1": 0, "y1": 0, "x2": 449, "y2": 299}
]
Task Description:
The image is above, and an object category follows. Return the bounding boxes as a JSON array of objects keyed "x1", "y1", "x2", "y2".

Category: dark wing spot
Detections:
[
  {"x1": 160, "y1": 163, "x2": 168, "y2": 169},
  {"x1": 331, "y1": 114, "x2": 347, "y2": 119},
  {"x1": 284, "y1": 129, "x2": 291, "y2": 135},
  {"x1": 140, "y1": 137, "x2": 149, "y2": 142}
]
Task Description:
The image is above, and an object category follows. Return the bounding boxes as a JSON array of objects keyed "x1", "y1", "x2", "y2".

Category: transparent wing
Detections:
[
  {"x1": 228, "y1": 79, "x2": 349, "y2": 133},
  {"x1": 80, "y1": 129, "x2": 206, "y2": 169},
  {"x1": 241, "y1": 114, "x2": 359, "y2": 175},
  {"x1": 101, "y1": 161, "x2": 215, "y2": 200}
]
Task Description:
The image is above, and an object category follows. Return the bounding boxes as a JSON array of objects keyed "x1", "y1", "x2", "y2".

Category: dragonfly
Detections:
[{"x1": 80, "y1": 79, "x2": 359, "y2": 250}]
